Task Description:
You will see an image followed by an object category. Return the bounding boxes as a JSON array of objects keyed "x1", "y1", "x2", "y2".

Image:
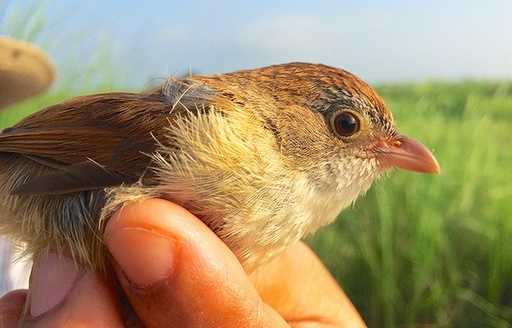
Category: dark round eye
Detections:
[{"x1": 333, "y1": 111, "x2": 360, "y2": 137}]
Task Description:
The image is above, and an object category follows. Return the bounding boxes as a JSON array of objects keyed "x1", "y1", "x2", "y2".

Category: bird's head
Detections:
[{"x1": 233, "y1": 62, "x2": 440, "y2": 198}]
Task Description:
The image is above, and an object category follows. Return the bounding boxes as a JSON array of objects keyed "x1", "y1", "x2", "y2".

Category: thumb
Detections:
[{"x1": 104, "y1": 198, "x2": 288, "y2": 328}]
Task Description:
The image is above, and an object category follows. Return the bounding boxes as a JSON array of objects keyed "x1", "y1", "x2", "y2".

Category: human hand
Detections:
[{"x1": 0, "y1": 199, "x2": 366, "y2": 327}]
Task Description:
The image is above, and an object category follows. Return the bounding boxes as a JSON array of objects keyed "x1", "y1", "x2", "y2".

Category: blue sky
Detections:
[{"x1": 1, "y1": 0, "x2": 511, "y2": 86}]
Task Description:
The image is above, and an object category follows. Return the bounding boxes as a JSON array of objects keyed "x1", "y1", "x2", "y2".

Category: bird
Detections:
[{"x1": 0, "y1": 62, "x2": 439, "y2": 273}]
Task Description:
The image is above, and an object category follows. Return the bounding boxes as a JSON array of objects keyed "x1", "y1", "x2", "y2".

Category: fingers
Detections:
[
  {"x1": 0, "y1": 197, "x2": 365, "y2": 328},
  {"x1": 17, "y1": 252, "x2": 124, "y2": 327},
  {"x1": 251, "y1": 243, "x2": 367, "y2": 327},
  {"x1": 0, "y1": 289, "x2": 27, "y2": 327},
  {"x1": 104, "y1": 198, "x2": 288, "y2": 328}
]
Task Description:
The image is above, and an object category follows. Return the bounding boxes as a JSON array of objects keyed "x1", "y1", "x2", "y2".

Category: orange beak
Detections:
[{"x1": 374, "y1": 135, "x2": 440, "y2": 174}]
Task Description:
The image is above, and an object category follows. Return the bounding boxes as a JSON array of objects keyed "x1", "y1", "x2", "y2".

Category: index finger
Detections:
[{"x1": 250, "y1": 243, "x2": 367, "y2": 327}]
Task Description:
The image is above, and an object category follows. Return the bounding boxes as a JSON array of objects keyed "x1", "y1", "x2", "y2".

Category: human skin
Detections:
[{"x1": 0, "y1": 199, "x2": 366, "y2": 327}]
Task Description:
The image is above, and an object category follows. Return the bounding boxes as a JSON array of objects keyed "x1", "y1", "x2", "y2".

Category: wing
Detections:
[{"x1": 0, "y1": 92, "x2": 172, "y2": 195}]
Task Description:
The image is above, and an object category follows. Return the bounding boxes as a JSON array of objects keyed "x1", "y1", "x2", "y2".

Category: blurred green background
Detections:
[
  {"x1": 309, "y1": 82, "x2": 512, "y2": 327},
  {"x1": 1, "y1": 1, "x2": 511, "y2": 327}
]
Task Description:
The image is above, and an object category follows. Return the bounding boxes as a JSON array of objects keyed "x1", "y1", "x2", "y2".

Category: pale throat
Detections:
[{"x1": 296, "y1": 156, "x2": 379, "y2": 235}]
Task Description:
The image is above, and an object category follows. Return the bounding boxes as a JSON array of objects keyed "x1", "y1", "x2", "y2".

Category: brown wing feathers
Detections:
[{"x1": 0, "y1": 92, "x2": 170, "y2": 195}]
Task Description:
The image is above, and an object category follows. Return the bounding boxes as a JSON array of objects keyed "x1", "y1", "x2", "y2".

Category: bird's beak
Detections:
[{"x1": 374, "y1": 135, "x2": 440, "y2": 174}]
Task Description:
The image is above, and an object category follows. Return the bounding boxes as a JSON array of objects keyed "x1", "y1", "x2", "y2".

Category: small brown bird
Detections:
[{"x1": 0, "y1": 63, "x2": 439, "y2": 273}]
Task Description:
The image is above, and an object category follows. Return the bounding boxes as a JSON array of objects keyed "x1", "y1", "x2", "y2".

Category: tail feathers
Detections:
[{"x1": 0, "y1": 155, "x2": 108, "y2": 271}]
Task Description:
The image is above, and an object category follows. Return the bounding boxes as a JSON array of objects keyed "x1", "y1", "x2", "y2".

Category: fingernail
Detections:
[
  {"x1": 106, "y1": 227, "x2": 178, "y2": 287},
  {"x1": 30, "y1": 252, "x2": 79, "y2": 317}
]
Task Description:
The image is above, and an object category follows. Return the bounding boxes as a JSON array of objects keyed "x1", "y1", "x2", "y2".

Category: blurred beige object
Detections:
[
  {"x1": 0, "y1": 36, "x2": 55, "y2": 110},
  {"x1": 0, "y1": 37, "x2": 55, "y2": 295}
]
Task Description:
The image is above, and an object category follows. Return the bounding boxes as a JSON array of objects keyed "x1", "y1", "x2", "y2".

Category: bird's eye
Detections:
[{"x1": 332, "y1": 111, "x2": 361, "y2": 137}]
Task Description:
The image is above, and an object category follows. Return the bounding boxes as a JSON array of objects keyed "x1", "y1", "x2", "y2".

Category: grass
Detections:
[
  {"x1": 309, "y1": 81, "x2": 512, "y2": 327},
  {"x1": 1, "y1": 80, "x2": 511, "y2": 327}
]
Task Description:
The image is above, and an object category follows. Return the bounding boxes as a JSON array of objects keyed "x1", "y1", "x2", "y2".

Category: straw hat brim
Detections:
[{"x1": 0, "y1": 37, "x2": 55, "y2": 110}]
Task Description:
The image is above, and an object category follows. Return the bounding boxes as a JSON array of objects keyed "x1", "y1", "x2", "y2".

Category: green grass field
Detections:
[
  {"x1": 1, "y1": 81, "x2": 511, "y2": 327},
  {"x1": 310, "y1": 82, "x2": 512, "y2": 327}
]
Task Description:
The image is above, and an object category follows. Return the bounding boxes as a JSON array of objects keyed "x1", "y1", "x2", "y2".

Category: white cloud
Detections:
[{"x1": 237, "y1": 1, "x2": 512, "y2": 82}]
